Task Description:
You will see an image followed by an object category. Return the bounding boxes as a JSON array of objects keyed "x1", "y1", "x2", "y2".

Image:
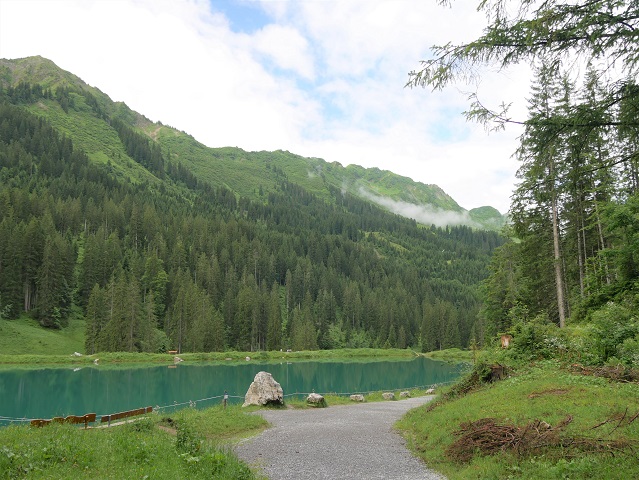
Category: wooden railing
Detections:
[
  {"x1": 30, "y1": 413, "x2": 96, "y2": 429},
  {"x1": 30, "y1": 406, "x2": 153, "y2": 428},
  {"x1": 100, "y1": 406, "x2": 153, "y2": 426}
]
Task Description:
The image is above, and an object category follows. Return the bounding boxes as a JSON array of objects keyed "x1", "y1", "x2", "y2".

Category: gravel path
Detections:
[{"x1": 235, "y1": 396, "x2": 445, "y2": 480}]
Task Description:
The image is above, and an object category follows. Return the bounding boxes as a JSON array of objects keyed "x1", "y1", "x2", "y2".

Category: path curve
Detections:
[{"x1": 234, "y1": 396, "x2": 445, "y2": 480}]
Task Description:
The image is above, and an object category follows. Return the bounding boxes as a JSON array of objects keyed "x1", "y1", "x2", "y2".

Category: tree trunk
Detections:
[
  {"x1": 577, "y1": 222, "x2": 585, "y2": 297},
  {"x1": 594, "y1": 202, "x2": 611, "y2": 285},
  {"x1": 551, "y1": 192, "x2": 566, "y2": 327}
]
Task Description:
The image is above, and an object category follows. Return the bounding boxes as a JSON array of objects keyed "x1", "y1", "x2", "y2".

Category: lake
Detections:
[{"x1": 0, "y1": 356, "x2": 464, "y2": 425}]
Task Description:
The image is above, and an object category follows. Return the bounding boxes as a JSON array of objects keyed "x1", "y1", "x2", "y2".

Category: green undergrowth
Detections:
[
  {"x1": 0, "y1": 405, "x2": 266, "y2": 480},
  {"x1": 396, "y1": 361, "x2": 639, "y2": 479}
]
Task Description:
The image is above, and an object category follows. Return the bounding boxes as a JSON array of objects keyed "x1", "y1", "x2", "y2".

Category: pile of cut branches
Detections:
[
  {"x1": 427, "y1": 363, "x2": 502, "y2": 412},
  {"x1": 569, "y1": 364, "x2": 639, "y2": 383},
  {"x1": 446, "y1": 415, "x2": 635, "y2": 463}
]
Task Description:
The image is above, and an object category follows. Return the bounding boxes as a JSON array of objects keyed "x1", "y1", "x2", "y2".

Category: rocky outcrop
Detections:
[
  {"x1": 306, "y1": 393, "x2": 327, "y2": 407},
  {"x1": 242, "y1": 371, "x2": 284, "y2": 407}
]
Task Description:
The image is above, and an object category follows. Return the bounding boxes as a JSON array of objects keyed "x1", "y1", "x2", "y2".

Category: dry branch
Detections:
[{"x1": 446, "y1": 415, "x2": 633, "y2": 463}]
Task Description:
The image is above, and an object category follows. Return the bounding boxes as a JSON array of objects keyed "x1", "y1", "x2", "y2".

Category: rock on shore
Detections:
[{"x1": 243, "y1": 371, "x2": 284, "y2": 407}]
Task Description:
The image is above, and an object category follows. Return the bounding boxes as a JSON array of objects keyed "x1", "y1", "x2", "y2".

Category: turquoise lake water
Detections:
[{"x1": 0, "y1": 356, "x2": 464, "y2": 425}]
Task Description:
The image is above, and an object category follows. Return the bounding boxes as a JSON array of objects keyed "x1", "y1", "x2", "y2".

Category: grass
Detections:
[
  {"x1": 0, "y1": 344, "x2": 419, "y2": 367},
  {"x1": 158, "y1": 404, "x2": 267, "y2": 444},
  {"x1": 0, "y1": 312, "x2": 470, "y2": 369},
  {"x1": 0, "y1": 405, "x2": 266, "y2": 480},
  {"x1": 396, "y1": 361, "x2": 639, "y2": 479},
  {"x1": 284, "y1": 387, "x2": 434, "y2": 408},
  {"x1": 0, "y1": 316, "x2": 85, "y2": 356},
  {"x1": 423, "y1": 348, "x2": 474, "y2": 363}
]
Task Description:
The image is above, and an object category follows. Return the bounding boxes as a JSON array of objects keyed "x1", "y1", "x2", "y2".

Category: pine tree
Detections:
[
  {"x1": 511, "y1": 63, "x2": 570, "y2": 326},
  {"x1": 85, "y1": 284, "x2": 107, "y2": 354},
  {"x1": 266, "y1": 282, "x2": 282, "y2": 350},
  {"x1": 36, "y1": 231, "x2": 72, "y2": 328}
]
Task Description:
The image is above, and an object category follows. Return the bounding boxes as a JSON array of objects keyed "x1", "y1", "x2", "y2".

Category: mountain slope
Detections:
[
  {"x1": 0, "y1": 55, "x2": 506, "y2": 355},
  {"x1": 0, "y1": 56, "x2": 506, "y2": 230}
]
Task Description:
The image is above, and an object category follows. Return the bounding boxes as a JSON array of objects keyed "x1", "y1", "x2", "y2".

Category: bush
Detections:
[
  {"x1": 506, "y1": 313, "x2": 560, "y2": 361},
  {"x1": 617, "y1": 336, "x2": 639, "y2": 367},
  {"x1": 588, "y1": 302, "x2": 639, "y2": 365}
]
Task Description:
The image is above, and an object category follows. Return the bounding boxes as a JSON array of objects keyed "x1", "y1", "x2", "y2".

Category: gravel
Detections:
[{"x1": 234, "y1": 396, "x2": 445, "y2": 480}]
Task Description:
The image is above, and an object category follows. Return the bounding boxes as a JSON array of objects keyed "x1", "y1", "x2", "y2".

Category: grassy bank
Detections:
[
  {"x1": 0, "y1": 404, "x2": 267, "y2": 479},
  {"x1": 0, "y1": 316, "x2": 85, "y2": 356},
  {"x1": 284, "y1": 387, "x2": 434, "y2": 408},
  {"x1": 0, "y1": 316, "x2": 472, "y2": 367},
  {"x1": 396, "y1": 361, "x2": 639, "y2": 479},
  {"x1": 422, "y1": 348, "x2": 473, "y2": 363},
  {"x1": 0, "y1": 347, "x2": 419, "y2": 367}
]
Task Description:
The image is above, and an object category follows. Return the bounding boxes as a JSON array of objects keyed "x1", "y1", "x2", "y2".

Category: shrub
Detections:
[
  {"x1": 507, "y1": 313, "x2": 559, "y2": 360},
  {"x1": 589, "y1": 302, "x2": 638, "y2": 365},
  {"x1": 617, "y1": 336, "x2": 639, "y2": 368}
]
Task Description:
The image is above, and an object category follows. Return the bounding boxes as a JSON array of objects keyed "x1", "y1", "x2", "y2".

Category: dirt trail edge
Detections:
[{"x1": 234, "y1": 396, "x2": 445, "y2": 480}]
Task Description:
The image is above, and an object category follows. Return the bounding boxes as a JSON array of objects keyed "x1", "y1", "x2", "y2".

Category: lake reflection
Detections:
[{"x1": 0, "y1": 357, "x2": 463, "y2": 424}]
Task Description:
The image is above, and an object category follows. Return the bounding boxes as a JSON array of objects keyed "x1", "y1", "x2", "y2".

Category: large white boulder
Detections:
[{"x1": 242, "y1": 371, "x2": 284, "y2": 407}]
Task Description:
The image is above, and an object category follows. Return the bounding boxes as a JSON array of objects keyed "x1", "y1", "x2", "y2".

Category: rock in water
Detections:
[{"x1": 243, "y1": 371, "x2": 284, "y2": 407}]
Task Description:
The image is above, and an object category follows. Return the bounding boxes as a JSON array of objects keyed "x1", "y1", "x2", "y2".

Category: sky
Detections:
[{"x1": 0, "y1": 0, "x2": 532, "y2": 213}]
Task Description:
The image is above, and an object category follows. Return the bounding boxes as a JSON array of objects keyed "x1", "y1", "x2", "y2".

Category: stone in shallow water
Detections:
[{"x1": 242, "y1": 371, "x2": 284, "y2": 407}]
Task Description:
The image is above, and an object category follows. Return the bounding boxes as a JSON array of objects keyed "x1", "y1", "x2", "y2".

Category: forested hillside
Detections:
[
  {"x1": 404, "y1": 0, "x2": 639, "y2": 367},
  {"x1": 0, "y1": 56, "x2": 507, "y2": 231},
  {"x1": 479, "y1": 63, "x2": 639, "y2": 361},
  {"x1": 0, "y1": 58, "x2": 503, "y2": 354}
]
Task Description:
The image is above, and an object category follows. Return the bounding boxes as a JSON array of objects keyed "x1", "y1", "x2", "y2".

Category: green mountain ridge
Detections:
[
  {"x1": 0, "y1": 55, "x2": 506, "y2": 231},
  {"x1": 0, "y1": 54, "x2": 507, "y2": 354}
]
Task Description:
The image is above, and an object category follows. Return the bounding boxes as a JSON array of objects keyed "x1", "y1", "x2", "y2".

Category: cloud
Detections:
[
  {"x1": 358, "y1": 188, "x2": 480, "y2": 228},
  {"x1": 252, "y1": 24, "x2": 315, "y2": 79},
  {"x1": 0, "y1": 0, "x2": 533, "y2": 213}
]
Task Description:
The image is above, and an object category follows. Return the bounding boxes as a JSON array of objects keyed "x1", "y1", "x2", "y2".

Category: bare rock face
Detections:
[{"x1": 242, "y1": 371, "x2": 284, "y2": 407}]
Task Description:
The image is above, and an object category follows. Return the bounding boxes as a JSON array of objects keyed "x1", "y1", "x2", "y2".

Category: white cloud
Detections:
[
  {"x1": 0, "y1": 0, "x2": 532, "y2": 213},
  {"x1": 359, "y1": 187, "x2": 480, "y2": 228},
  {"x1": 252, "y1": 24, "x2": 314, "y2": 79}
]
